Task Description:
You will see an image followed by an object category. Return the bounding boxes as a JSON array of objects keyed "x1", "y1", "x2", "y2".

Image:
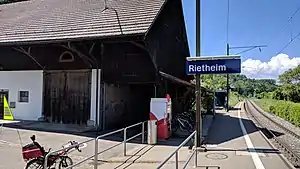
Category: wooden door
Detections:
[
  {"x1": 43, "y1": 70, "x2": 91, "y2": 125},
  {"x1": 0, "y1": 90, "x2": 9, "y2": 120}
]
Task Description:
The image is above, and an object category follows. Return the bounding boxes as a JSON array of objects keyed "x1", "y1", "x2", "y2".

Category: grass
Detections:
[
  {"x1": 251, "y1": 98, "x2": 300, "y2": 127},
  {"x1": 251, "y1": 98, "x2": 280, "y2": 113},
  {"x1": 229, "y1": 92, "x2": 240, "y2": 108}
]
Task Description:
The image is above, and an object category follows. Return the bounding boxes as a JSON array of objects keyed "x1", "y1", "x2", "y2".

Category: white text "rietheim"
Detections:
[{"x1": 188, "y1": 64, "x2": 227, "y2": 72}]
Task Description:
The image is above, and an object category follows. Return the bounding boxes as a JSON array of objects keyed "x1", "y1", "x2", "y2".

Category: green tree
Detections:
[
  {"x1": 276, "y1": 65, "x2": 300, "y2": 103},
  {"x1": 200, "y1": 74, "x2": 278, "y2": 99}
]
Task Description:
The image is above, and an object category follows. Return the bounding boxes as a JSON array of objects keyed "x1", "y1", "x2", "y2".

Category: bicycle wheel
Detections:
[
  {"x1": 59, "y1": 156, "x2": 73, "y2": 169},
  {"x1": 25, "y1": 159, "x2": 44, "y2": 169},
  {"x1": 171, "y1": 118, "x2": 179, "y2": 133},
  {"x1": 171, "y1": 123, "x2": 179, "y2": 133}
]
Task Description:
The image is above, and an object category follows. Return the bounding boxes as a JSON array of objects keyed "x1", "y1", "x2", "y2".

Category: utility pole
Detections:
[
  {"x1": 226, "y1": 44, "x2": 229, "y2": 112},
  {"x1": 195, "y1": 0, "x2": 202, "y2": 147},
  {"x1": 226, "y1": 44, "x2": 267, "y2": 111}
]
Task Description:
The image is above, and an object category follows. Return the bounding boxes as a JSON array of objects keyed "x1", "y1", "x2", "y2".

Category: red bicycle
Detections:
[{"x1": 23, "y1": 135, "x2": 82, "y2": 169}]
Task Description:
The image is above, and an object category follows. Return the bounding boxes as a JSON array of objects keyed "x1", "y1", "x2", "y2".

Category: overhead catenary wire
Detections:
[
  {"x1": 251, "y1": 32, "x2": 300, "y2": 79},
  {"x1": 276, "y1": 31, "x2": 300, "y2": 55},
  {"x1": 248, "y1": 5, "x2": 300, "y2": 80},
  {"x1": 273, "y1": 5, "x2": 300, "y2": 55},
  {"x1": 268, "y1": 6, "x2": 300, "y2": 48}
]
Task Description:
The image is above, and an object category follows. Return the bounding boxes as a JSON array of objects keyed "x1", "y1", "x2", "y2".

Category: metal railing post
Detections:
[
  {"x1": 175, "y1": 151, "x2": 179, "y2": 169},
  {"x1": 124, "y1": 128, "x2": 127, "y2": 156},
  {"x1": 142, "y1": 121, "x2": 145, "y2": 144},
  {"x1": 44, "y1": 153, "x2": 49, "y2": 169},
  {"x1": 157, "y1": 131, "x2": 196, "y2": 169},
  {"x1": 194, "y1": 131, "x2": 197, "y2": 168},
  {"x1": 94, "y1": 138, "x2": 98, "y2": 169}
]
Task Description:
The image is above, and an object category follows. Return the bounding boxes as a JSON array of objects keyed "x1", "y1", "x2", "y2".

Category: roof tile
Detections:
[{"x1": 0, "y1": 0, "x2": 166, "y2": 44}]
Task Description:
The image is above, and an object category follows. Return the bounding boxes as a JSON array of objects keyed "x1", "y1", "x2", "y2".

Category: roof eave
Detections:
[
  {"x1": 0, "y1": 33, "x2": 146, "y2": 46},
  {"x1": 144, "y1": 0, "x2": 168, "y2": 38}
]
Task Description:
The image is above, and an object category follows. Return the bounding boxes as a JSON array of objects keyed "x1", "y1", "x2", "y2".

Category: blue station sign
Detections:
[{"x1": 186, "y1": 55, "x2": 241, "y2": 75}]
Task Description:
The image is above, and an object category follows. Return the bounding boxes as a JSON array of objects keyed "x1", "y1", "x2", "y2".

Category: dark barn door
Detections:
[
  {"x1": 0, "y1": 90, "x2": 9, "y2": 120},
  {"x1": 43, "y1": 70, "x2": 91, "y2": 125}
]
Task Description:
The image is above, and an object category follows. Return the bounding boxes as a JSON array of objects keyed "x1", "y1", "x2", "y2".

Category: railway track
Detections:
[{"x1": 244, "y1": 100, "x2": 300, "y2": 168}]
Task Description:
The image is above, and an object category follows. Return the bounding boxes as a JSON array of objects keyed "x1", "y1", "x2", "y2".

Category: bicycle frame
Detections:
[
  {"x1": 176, "y1": 118, "x2": 193, "y2": 132},
  {"x1": 29, "y1": 140, "x2": 79, "y2": 168}
]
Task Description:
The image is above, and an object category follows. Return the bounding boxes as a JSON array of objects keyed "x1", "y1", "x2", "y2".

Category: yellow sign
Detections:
[{"x1": 3, "y1": 96, "x2": 14, "y2": 120}]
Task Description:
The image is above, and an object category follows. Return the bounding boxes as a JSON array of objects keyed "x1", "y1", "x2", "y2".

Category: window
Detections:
[
  {"x1": 59, "y1": 51, "x2": 74, "y2": 63},
  {"x1": 19, "y1": 91, "x2": 29, "y2": 103}
]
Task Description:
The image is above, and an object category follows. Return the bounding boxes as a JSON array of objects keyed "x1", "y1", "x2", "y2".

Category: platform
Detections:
[
  {"x1": 94, "y1": 113, "x2": 215, "y2": 169},
  {"x1": 2, "y1": 103, "x2": 293, "y2": 169},
  {"x1": 98, "y1": 102, "x2": 294, "y2": 169},
  {"x1": 191, "y1": 102, "x2": 294, "y2": 169}
]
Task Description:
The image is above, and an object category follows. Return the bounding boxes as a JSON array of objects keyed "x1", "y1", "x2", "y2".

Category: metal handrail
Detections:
[
  {"x1": 44, "y1": 138, "x2": 94, "y2": 169},
  {"x1": 65, "y1": 128, "x2": 127, "y2": 169},
  {"x1": 156, "y1": 131, "x2": 197, "y2": 169},
  {"x1": 94, "y1": 120, "x2": 147, "y2": 169},
  {"x1": 123, "y1": 121, "x2": 146, "y2": 156},
  {"x1": 44, "y1": 121, "x2": 147, "y2": 169},
  {"x1": 182, "y1": 148, "x2": 196, "y2": 168}
]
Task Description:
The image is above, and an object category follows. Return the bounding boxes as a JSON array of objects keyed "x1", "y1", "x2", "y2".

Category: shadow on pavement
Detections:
[
  {"x1": 3, "y1": 107, "x2": 283, "y2": 149},
  {"x1": 2, "y1": 120, "x2": 191, "y2": 147},
  {"x1": 112, "y1": 145, "x2": 155, "y2": 169},
  {"x1": 204, "y1": 112, "x2": 284, "y2": 145}
]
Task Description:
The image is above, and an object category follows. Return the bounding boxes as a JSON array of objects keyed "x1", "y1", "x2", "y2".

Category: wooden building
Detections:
[{"x1": 0, "y1": 0, "x2": 193, "y2": 130}]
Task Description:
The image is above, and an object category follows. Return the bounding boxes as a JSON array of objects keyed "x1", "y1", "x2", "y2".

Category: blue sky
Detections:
[{"x1": 182, "y1": 0, "x2": 300, "y2": 79}]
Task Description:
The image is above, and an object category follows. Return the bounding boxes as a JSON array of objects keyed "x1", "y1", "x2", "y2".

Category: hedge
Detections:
[{"x1": 267, "y1": 100, "x2": 300, "y2": 127}]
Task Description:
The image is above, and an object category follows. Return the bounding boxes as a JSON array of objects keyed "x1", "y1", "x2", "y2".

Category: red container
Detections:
[{"x1": 22, "y1": 143, "x2": 43, "y2": 160}]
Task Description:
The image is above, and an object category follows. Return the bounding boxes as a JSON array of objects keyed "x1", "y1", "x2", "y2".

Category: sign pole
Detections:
[
  {"x1": 226, "y1": 43, "x2": 229, "y2": 112},
  {"x1": 195, "y1": 0, "x2": 202, "y2": 148}
]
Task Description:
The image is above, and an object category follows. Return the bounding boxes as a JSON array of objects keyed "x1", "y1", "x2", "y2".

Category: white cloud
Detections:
[{"x1": 241, "y1": 54, "x2": 300, "y2": 79}]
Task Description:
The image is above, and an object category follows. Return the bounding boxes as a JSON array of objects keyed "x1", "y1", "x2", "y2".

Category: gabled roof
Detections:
[{"x1": 0, "y1": 0, "x2": 166, "y2": 45}]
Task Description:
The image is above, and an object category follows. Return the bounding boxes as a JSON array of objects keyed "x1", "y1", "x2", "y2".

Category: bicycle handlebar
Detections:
[
  {"x1": 29, "y1": 135, "x2": 46, "y2": 155},
  {"x1": 69, "y1": 141, "x2": 82, "y2": 152}
]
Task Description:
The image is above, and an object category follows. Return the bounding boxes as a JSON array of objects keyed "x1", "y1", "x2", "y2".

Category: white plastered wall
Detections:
[{"x1": 0, "y1": 70, "x2": 43, "y2": 121}]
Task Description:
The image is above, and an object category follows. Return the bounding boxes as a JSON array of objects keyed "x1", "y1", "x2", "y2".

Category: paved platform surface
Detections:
[
  {"x1": 2, "y1": 104, "x2": 292, "y2": 169},
  {"x1": 189, "y1": 102, "x2": 294, "y2": 169},
  {"x1": 95, "y1": 114, "x2": 215, "y2": 169},
  {"x1": 93, "y1": 104, "x2": 293, "y2": 169},
  {"x1": 0, "y1": 127, "x2": 139, "y2": 169},
  {"x1": 0, "y1": 114, "x2": 215, "y2": 169}
]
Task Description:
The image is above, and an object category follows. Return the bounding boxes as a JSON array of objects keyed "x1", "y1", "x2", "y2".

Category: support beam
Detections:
[
  {"x1": 130, "y1": 41, "x2": 148, "y2": 51},
  {"x1": 79, "y1": 42, "x2": 102, "y2": 131},
  {"x1": 12, "y1": 47, "x2": 45, "y2": 70},
  {"x1": 87, "y1": 42, "x2": 101, "y2": 131},
  {"x1": 159, "y1": 71, "x2": 194, "y2": 88},
  {"x1": 89, "y1": 42, "x2": 96, "y2": 55}
]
